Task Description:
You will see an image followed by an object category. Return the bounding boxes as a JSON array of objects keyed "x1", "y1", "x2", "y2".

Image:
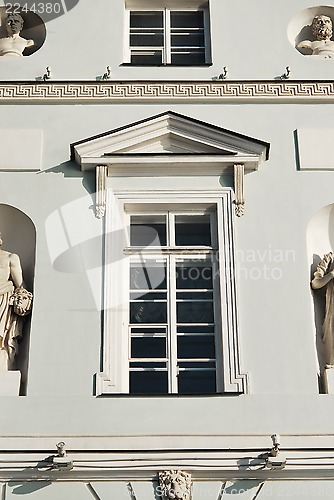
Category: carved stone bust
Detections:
[
  {"x1": 0, "y1": 13, "x2": 34, "y2": 57},
  {"x1": 298, "y1": 15, "x2": 334, "y2": 57},
  {"x1": 158, "y1": 470, "x2": 192, "y2": 500}
]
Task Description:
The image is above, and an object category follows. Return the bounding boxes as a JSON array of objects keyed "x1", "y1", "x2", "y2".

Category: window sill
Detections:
[
  {"x1": 95, "y1": 392, "x2": 243, "y2": 398},
  {"x1": 121, "y1": 63, "x2": 213, "y2": 67}
]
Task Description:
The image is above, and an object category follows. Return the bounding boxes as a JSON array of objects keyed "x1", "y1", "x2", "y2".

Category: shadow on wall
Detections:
[
  {"x1": 307, "y1": 203, "x2": 334, "y2": 388},
  {"x1": 0, "y1": 204, "x2": 36, "y2": 395}
]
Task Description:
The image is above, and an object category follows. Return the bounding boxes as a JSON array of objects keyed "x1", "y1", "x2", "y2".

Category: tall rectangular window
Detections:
[
  {"x1": 127, "y1": 210, "x2": 219, "y2": 394},
  {"x1": 128, "y1": 8, "x2": 209, "y2": 65}
]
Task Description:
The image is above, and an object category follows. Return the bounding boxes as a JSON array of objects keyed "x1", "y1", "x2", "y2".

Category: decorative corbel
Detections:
[
  {"x1": 96, "y1": 165, "x2": 107, "y2": 218},
  {"x1": 234, "y1": 163, "x2": 245, "y2": 217}
]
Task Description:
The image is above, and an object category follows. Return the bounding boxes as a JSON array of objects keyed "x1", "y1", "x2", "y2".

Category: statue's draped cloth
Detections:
[
  {"x1": 314, "y1": 254, "x2": 334, "y2": 365},
  {"x1": 0, "y1": 280, "x2": 19, "y2": 368}
]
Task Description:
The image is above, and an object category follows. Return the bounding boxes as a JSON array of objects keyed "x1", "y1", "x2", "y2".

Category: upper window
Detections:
[{"x1": 125, "y1": 5, "x2": 211, "y2": 65}]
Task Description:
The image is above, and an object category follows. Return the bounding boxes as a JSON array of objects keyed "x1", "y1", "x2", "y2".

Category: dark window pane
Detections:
[
  {"x1": 131, "y1": 291, "x2": 167, "y2": 300},
  {"x1": 131, "y1": 337, "x2": 166, "y2": 358},
  {"x1": 177, "y1": 301, "x2": 214, "y2": 323},
  {"x1": 130, "y1": 216, "x2": 166, "y2": 246},
  {"x1": 176, "y1": 291, "x2": 213, "y2": 300},
  {"x1": 177, "y1": 335, "x2": 215, "y2": 359},
  {"x1": 175, "y1": 215, "x2": 211, "y2": 245},
  {"x1": 171, "y1": 11, "x2": 204, "y2": 29},
  {"x1": 131, "y1": 51, "x2": 163, "y2": 65},
  {"x1": 130, "y1": 302, "x2": 167, "y2": 323},
  {"x1": 171, "y1": 32, "x2": 205, "y2": 48},
  {"x1": 130, "y1": 362, "x2": 166, "y2": 368},
  {"x1": 130, "y1": 12, "x2": 163, "y2": 29},
  {"x1": 178, "y1": 361, "x2": 215, "y2": 368},
  {"x1": 131, "y1": 33, "x2": 164, "y2": 47},
  {"x1": 131, "y1": 326, "x2": 166, "y2": 334},
  {"x1": 177, "y1": 325, "x2": 214, "y2": 334},
  {"x1": 130, "y1": 262, "x2": 166, "y2": 290},
  {"x1": 130, "y1": 371, "x2": 168, "y2": 394},
  {"x1": 171, "y1": 50, "x2": 205, "y2": 65},
  {"x1": 176, "y1": 263, "x2": 213, "y2": 289},
  {"x1": 178, "y1": 370, "x2": 216, "y2": 394}
]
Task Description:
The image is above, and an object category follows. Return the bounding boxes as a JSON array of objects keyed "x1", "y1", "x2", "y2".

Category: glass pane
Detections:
[
  {"x1": 131, "y1": 336, "x2": 166, "y2": 358},
  {"x1": 176, "y1": 291, "x2": 213, "y2": 300},
  {"x1": 130, "y1": 371, "x2": 168, "y2": 394},
  {"x1": 175, "y1": 215, "x2": 211, "y2": 245},
  {"x1": 130, "y1": 12, "x2": 163, "y2": 29},
  {"x1": 131, "y1": 291, "x2": 167, "y2": 301},
  {"x1": 178, "y1": 370, "x2": 216, "y2": 394},
  {"x1": 131, "y1": 51, "x2": 163, "y2": 65},
  {"x1": 171, "y1": 50, "x2": 205, "y2": 65},
  {"x1": 176, "y1": 262, "x2": 213, "y2": 289},
  {"x1": 177, "y1": 301, "x2": 214, "y2": 323},
  {"x1": 130, "y1": 261, "x2": 166, "y2": 290},
  {"x1": 130, "y1": 215, "x2": 166, "y2": 246},
  {"x1": 132, "y1": 326, "x2": 166, "y2": 334},
  {"x1": 178, "y1": 361, "x2": 216, "y2": 368},
  {"x1": 177, "y1": 325, "x2": 214, "y2": 334},
  {"x1": 131, "y1": 33, "x2": 164, "y2": 47},
  {"x1": 130, "y1": 362, "x2": 166, "y2": 368},
  {"x1": 177, "y1": 335, "x2": 215, "y2": 359},
  {"x1": 171, "y1": 11, "x2": 204, "y2": 29},
  {"x1": 171, "y1": 32, "x2": 205, "y2": 48},
  {"x1": 130, "y1": 302, "x2": 167, "y2": 323}
]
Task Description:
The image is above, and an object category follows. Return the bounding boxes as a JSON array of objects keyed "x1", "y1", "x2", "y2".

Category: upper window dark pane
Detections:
[
  {"x1": 170, "y1": 11, "x2": 204, "y2": 29},
  {"x1": 130, "y1": 215, "x2": 166, "y2": 246},
  {"x1": 175, "y1": 215, "x2": 211, "y2": 246},
  {"x1": 130, "y1": 11, "x2": 163, "y2": 29}
]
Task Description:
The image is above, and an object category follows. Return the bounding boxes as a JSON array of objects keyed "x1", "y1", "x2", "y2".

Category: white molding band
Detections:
[
  {"x1": 233, "y1": 163, "x2": 245, "y2": 217},
  {"x1": 1, "y1": 81, "x2": 334, "y2": 102},
  {"x1": 96, "y1": 165, "x2": 108, "y2": 218}
]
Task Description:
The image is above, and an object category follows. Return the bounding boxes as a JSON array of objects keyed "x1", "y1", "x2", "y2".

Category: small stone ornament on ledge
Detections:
[
  {"x1": 298, "y1": 15, "x2": 334, "y2": 58},
  {"x1": 158, "y1": 470, "x2": 192, "y2": 500}
]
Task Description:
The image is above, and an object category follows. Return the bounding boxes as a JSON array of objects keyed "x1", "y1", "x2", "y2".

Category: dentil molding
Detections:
[{"x1": 1, "y1": 81, "x2": 334, "y2": 102}]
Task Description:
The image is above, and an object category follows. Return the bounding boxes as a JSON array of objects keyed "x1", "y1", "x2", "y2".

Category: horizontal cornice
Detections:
[{"x1": 0, "y1": 80, "x2": 334, "y2": 103}]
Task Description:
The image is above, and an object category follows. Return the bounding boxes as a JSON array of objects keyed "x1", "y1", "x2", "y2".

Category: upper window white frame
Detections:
[
  {"x1": 97, "y1": 189, "x2": 248, "y2": 396},
  {"x1": 123, "y1": 1, "x2": 211, "y2": 66}
]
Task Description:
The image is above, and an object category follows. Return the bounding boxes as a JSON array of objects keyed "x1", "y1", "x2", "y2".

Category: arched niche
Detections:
[
  {"x1": 288, "y1": 5, "x2": 334, "y2": 56},
  {"x1": 307, "y1": 203, "x2": 334, "y2": 387},
  {"x1": 0, "y1": 7, "x2": 46, "y2": 57},
  {"x1": 0, "y1": 204, "x2": 36, "y2": 395}
]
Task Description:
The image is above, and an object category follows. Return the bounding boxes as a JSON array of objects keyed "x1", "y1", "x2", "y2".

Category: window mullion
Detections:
[
  {"x1": 169, "y1": 255, "x2": 178, "y2": 393},
  {"x1": 164, "y1": 8, "x2": 171, "y2": 65}
]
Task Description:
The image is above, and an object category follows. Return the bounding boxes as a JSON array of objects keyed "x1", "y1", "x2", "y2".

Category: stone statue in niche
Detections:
[
  {"x1": 0, "y1": 233, "x2": 32, "y2": 371},
  {"x1": 298, "y1": 15, "x2": 334, "y2": 58},
  {"x1": 0, "y1": 13, "x2": 34, "y2": 57},
  {"x1": 311, "y1": 252, "x2": 334, "y2": 366},
  {"x1": 158, "y1": 470, "x2": 192, "y2": 500}
]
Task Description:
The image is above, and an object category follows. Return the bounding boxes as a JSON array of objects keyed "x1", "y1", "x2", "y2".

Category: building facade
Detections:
[{"x1": 1, "y1": 0, "x2": 334, "y2": 498}]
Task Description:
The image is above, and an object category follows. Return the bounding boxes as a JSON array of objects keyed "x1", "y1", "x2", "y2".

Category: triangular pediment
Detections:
[{"x1": 71, "y1": 111, "x2": 269, "y2": 172}]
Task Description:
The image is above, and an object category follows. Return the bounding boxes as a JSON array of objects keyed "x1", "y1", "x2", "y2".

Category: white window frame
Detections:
[
  {"x1": 97, "y1": 189, "x2": 248, "y2": 396},
  {"x1": 123, "y1": 3, "x2": 211, "y2": 65},
  {"x1": 127, "y1": 208, "x2": 220, "y2": 394}
]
